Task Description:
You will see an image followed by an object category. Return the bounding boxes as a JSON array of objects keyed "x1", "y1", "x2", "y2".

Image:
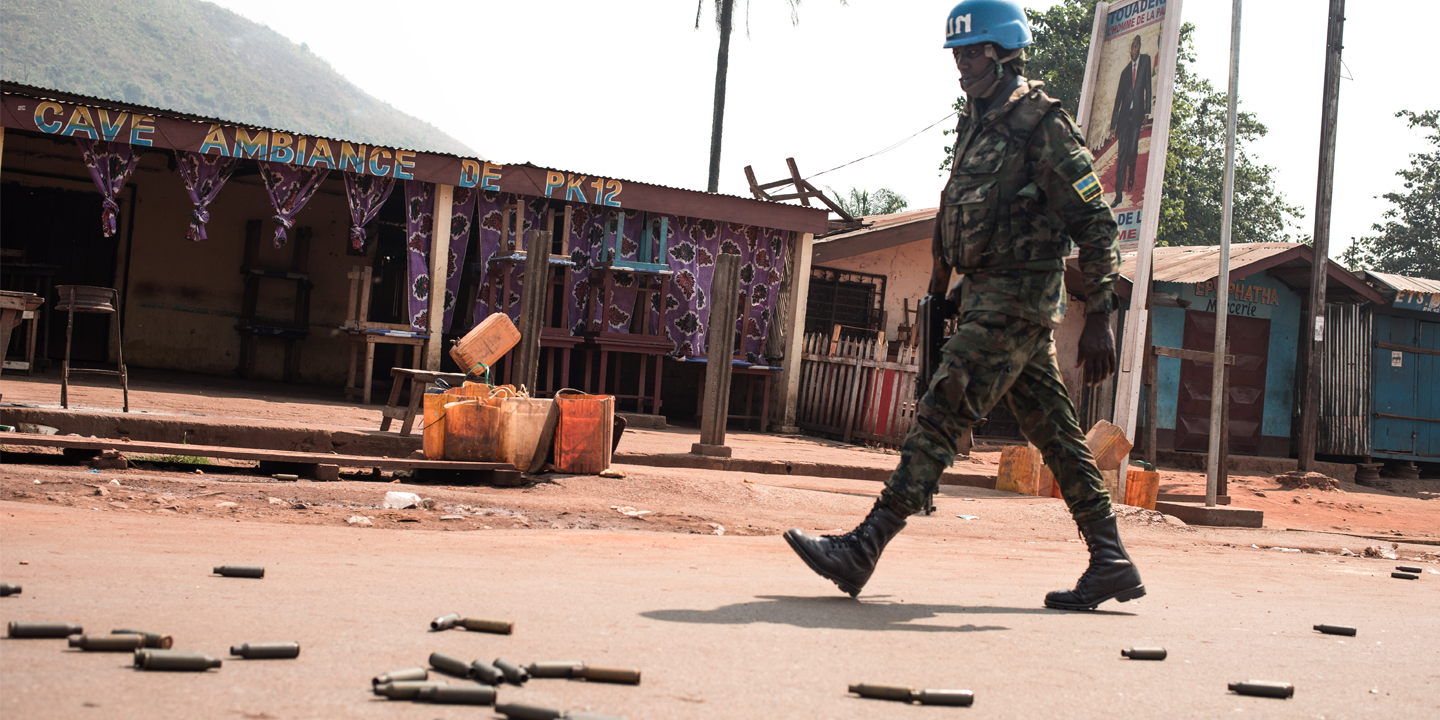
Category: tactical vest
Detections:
[{"x1": 942, "y1": 83, "x2": 1068, "y2": 274}]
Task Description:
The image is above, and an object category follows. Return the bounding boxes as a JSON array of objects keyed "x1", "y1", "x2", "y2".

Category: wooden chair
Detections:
[
  {"x1": 896, "y1": 297, "x2": 918, "y2": 347},
  {"x1": 581, "y1": 212, "x2": 674, "y2": 414},
  {"x1": 685, "y1": 288, "x2": 780, "y2": 431},
  {"x1": 57, "y1": 285, "x2": 128, "y2": 412},
  {"x1": 236, "y1": 221, "x2": 311, "y2": 382},
  {"x1": 343, "y1": 264, "x2": 427, "y2": 405}
]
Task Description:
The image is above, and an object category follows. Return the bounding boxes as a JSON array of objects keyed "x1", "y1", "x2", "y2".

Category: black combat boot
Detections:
[
  {"x1": 784, "y1": 501, "x2": 907, "y2": 598},
  {"x1": 1044, "y1": 514, "x2": 1145, "y2": 611}
]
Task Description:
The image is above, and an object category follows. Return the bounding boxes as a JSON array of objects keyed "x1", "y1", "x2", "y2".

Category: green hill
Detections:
[{"x1": 1, "y1": 0, "x2": 476, "y2": 156}]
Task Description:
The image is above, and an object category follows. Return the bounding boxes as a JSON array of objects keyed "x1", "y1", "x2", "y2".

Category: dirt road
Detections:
[{"x1": 2, "y1": 460, "x2": 1437, "y2": 719}]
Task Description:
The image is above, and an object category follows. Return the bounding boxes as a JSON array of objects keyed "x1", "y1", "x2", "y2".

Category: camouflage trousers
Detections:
[{"x1": 880, "y1": 311, "x2": 1112, "y2": 523}]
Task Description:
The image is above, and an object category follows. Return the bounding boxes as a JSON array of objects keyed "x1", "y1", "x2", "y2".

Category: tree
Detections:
[
  {"x1": 938, "y1": 0, "x2": 1303, "y2": 246},
  {"x1": 826, "y1": 186, "x2": 909, "y2": 217},
  {"x1": 1342, "y1": 110, "x2": 1440, "y2": 280},
  {"x1": 695, "y1": 1, "x2": 845, "y2": 192}
]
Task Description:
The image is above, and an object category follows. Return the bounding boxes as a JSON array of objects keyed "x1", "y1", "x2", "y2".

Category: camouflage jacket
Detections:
[{"x1": 940, "y1": 79, "x2": 1119, "y2": 328}]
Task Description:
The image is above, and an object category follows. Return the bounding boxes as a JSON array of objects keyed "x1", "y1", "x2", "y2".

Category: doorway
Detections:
[{"x1": 1175, "y1": 311, "x2": 1270, "y2": 455}]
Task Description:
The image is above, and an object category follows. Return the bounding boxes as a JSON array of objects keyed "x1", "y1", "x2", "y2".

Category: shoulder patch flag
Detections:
[{"x1": 1072, "y1": 172, "x2": 1103, "y2": 203}]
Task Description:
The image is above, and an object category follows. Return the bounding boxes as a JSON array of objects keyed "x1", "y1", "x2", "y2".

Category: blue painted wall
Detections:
[{"x1": 1149, "y1": 276, "x2": 1301, "y2": 442}]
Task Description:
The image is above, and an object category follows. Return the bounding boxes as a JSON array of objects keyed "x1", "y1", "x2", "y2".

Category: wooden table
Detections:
[
  {"x1": 680, "y1": 356, "x2": 779, "y2": 432},
  {"x1": 380, "y1": 367, "x2": 468, "y2": 437},
  {"x1": 0, "y1": 291, "x2": 43, "y2": 378},
  {"x1": 346, "y1": 329, "x2": 426, "y2": 405}
]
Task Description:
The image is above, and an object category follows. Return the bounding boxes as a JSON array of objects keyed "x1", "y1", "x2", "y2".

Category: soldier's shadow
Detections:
[{"x1": 642, "y1": 595, "x2": 1129, "y2": 633}]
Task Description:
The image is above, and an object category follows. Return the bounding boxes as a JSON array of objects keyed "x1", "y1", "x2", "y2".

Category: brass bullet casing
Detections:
[
  {"x1": 460, "y1": 617, "x2": 513, "y2": 635},
  {"x1": 470, "y1": 660, "x2": 505, "y2": 685},
  {"x1": 134, "y1": 649, "x2": 222, "y2": 671},
  {"x1": 429, "y1": 651, "x2": 472, "y2": 678},
  {"x1": 213, "y1": 565, "x2": 265, "y2": 579},
  {"x1": 373, "y1": 667, "x2": 428, "y2": 687},
  {"x1": 431, "y1": 612, "x2": 461, "y2": 631},
  {"x1": 1313, "y1": 624, "x2": 1357, "y2": 637},
  {"x1": 1391, "y1": 572, "x2": 1418, "y2": 580},
  {"x1": 0, "y1": 584, "x2": 20, "y2": 597},
  {"x1": 526, "y1": 661, "x2": 582, "y2": 678},
  {"x1": 415, "y1": 684, "x2": 497, "y2": 705},
  {"x1": 495, "y1": 702, "x2": 563, "y2": 720},
  {"x1": 112, "y1": 629, "x2": 174, "y2": 649},
  {"x1": 1396, "y1": 565, "x2": 1422, "y2": 573},
  {"x1": 848, "y1": 683, "x2": 915, "y2": 701},
  {"x1": 1228, "y1": 681, "x2": 1294, "y2": 699},
  {"x1": 494, "y1": 657, "x2": 530, "y2": 684},
  {"x1": 373, "y1": 681, "x2": 448, "y2": 700},
  {"x1": 565, "y1": 713, "x2": 631, "y2": 720},
  {"x1": 575, "y1": 666, "x2": 641, "y2": 685},
  {"x1": 1121, "y1": 647, "x2": 1168, "y2": 660},
  {"x1": 230, "y1": 642, "x2": 300, "y2": 659},
  {"x1": 8, "y1": 621, "x2": 83, "y2": 638},
  {"x1": 913, "y1": 690, "x2": 975, "y2": 707},
  {"x1": 69, "y1": 634, "x2": 147, "y2": 652}
]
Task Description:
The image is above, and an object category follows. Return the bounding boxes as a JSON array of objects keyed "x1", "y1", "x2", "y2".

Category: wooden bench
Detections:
[{"x1": 381, "y1": 367, "x2": 468, "y2": 436}]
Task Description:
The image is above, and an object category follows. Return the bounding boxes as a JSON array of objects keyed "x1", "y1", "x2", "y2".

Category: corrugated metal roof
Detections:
[
  {"x1": 1364, "y1": 271, "x2": 1440, "y2": 295},
  {"x1": 814, "y1": 207, "x2": 936, "y2": 243},
  {"x1": 1119, "y1": 242, "x2": 1298, "y2": 283}
]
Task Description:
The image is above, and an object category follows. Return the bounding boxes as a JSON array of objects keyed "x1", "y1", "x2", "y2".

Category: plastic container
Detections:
[
  {"x1": 1085, "y1": 420, "x2": 1134, "y2": 471},
  {"x1": 1123, "y1": 469, "x2": 1160, "y2": 510},
  {"x1": 443, "y1": 399, "x2": 501, "y2": 462},
  {"x1": 450, "y1": 313, "x2": 521, "y2": 379},
  {"x1": 496, "y1": 398, "x2": 554, "y2": 472},
  {"x1": 996, "y1": 445, "x2": 1043, "y2": 496},
  {"x1": 422, "y1": 393, "x2": 452, "y2": 460},
  {"x1": 553, "y1": 390, "x2": 614, "y2": 475}
]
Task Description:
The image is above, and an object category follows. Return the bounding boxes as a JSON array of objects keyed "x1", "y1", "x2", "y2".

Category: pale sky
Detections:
[{"x1": 208, "y1": 0, "x2": 1438, "y2": 260}]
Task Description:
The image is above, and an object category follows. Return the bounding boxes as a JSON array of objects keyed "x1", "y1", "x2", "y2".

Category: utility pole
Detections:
[
  {"x1": 1298, "y1": 0, "x2": 1345, "y2": 471},
  {"x1": 706, "y1": 0, "x2": 735, "y2": 193},
  {"x1": 1208, "y1": 0, "x2": 1242, "y2": 508}
]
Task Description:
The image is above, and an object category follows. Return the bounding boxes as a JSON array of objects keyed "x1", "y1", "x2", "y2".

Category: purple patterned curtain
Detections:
[
  {"x1": 75, "y1": 138, "x2": 143, "y2": 237},
  {"x1": 176, "y1": 151, "x2": 240, "y2": 242},
  {"x1": 258, "y1": 161, "x2": 328, "y2": 248},
  {"x1": 404, "y1": 181, "x2": 435, "y2": 331},
  {"x1": 442, "y1": 187, "x2": 478, "y2": 329},
  {"x1": 661, "y1": 219, "x2": 788, "y2": 362},
  {"x1": 343, "y1": 174, "x2": 395, "y2": 251}
]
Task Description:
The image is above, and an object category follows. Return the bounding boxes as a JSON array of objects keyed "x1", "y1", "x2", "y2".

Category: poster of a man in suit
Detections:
[
  {"x1": 1081, "y1": 0, "x2": 1167, "y2": 227},
  {"x1": 1109, "y1": 34, "x2": 1151, "y2": 206}
]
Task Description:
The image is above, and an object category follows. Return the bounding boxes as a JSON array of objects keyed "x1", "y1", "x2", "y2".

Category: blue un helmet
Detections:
[{"x1": 943, "y1": 0, "x2": 1034, "y2": 50}]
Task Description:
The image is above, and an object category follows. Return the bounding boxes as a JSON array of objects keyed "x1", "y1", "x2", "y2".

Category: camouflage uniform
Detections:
[{"x1": 880, "y1": 80, "x2": 1120, "y2": 522}]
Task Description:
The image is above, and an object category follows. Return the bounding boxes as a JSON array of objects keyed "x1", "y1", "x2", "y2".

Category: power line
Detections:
[{"x1": 804, "y1": 111, "x2": 958, "y2": 181}]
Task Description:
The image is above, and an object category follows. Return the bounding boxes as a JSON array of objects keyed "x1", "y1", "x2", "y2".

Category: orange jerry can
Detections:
[
  {"x1": 1124, "y1": 469, "x2": 1160, "y2": 510},
  {"x1": 553, "y1": 390, "x2": 614, "y2": 475},
  {"x1": 450, "y1": 313, "x2": 521, "y2": 379}
]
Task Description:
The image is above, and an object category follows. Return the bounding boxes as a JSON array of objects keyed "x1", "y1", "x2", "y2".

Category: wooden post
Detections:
[
  {"x1": 425, "y1": 184, "x2": 454, "y2": 370},
  {"x1": 774, "y1": 232, "x2": 814, "y2": 433},
  {"x1": 1298, "y1": 0, "x2": 1345, "y2": 472},
  {"x1": 693, "y1": 253, "x2": 742, "y2": 456},
  {"x1": 512, "y1": 230, "x2": 551, "y2": 394}
]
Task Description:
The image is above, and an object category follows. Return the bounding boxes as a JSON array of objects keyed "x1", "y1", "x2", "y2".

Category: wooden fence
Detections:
[{"x1": 796, "y1": 331, "x2": 920, "y2": 447}]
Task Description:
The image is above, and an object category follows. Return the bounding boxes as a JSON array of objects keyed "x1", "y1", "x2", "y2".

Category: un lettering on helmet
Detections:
[{"x1": 949, "y1": 13, "x2": 972, "y2": 37}]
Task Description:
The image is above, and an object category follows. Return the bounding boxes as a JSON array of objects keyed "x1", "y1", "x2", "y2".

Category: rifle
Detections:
[{"x1": 915, "y1": 287, "x2": 959, "y2": 402}]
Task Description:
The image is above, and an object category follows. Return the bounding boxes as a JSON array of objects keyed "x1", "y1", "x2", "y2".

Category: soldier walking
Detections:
[{"x1": 785, "y1": 0, "x2": 1144, "y2": 611}]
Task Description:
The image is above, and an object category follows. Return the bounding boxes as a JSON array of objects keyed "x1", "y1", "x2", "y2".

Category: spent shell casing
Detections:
[
  {"x1": 230, "y1": 642, "x2": 300, "y2": 659},
  {"x1": 470, "y1": 660, "x2": 505, "y2": 685},
  {"x1": 575, "y1": 666, "x2": 641, "y2": 685},
  {"x1": 429, "y1": 651, "x2": 472, "y2": 678},
  {"x1": 69, "y1": 634, "x2": 147, "y2": 651},
  {"x1": 0, "y1": 584, "x2": 21, "y2": 596},
  {"x1": 494, "y1": 657, "x2": 530, "y2": 684},
  {"x1": 111, "y1": 629, "x2": 174, "y2": 649},
  {"x1": 848, "y1": 683, "x2": 915, "y2": 701},
  {"x1": 373, "y1": 667, "x2": 428, "y2": 687},
  {"x1": 431, "y1": 612, "x2": 461, "y2": 631},
  {"x1": 913, "y1": 689, "x2": 975, "y2": 707},
  {"x1": 213, "y1": 565, "x2": 265, "y2": 579},
  {"x1": 373, "y1": 680, "x2": 448, "y2": 700},
  {"x1": 416, "y1": 684, "x2": 497, "y2": 705},
  {"x1": 1121, "y1": 647, "x2": 1168, "y2": 660},
  {"x1": 1313, "y1": 624, "x2": 1357, "y2": 637},
  {"x1": 526, "y1": 661, "x2": 582, "y2": 678},
  {"x1": 1396, "y1": 565, "x2": 1422, "y2": 573},
  {"x1": 1228, "y1": 681, "x2": 1294, "y2": 699},
  {"x1": 1392, "y1": 572, "x2": 1418, "y2": 580},
  {"x1": 134, "y1": 649, "x2": 222, "y2": 671},
  {"x1": 495, "y1": 702, "x2": 563, "y2": 720},
  {"x1": 8, "y1": 621, "x2": 83, "y2": 638},
  {"x1": 460, "y1": 617, "x2": 513, "y2": 634}
]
